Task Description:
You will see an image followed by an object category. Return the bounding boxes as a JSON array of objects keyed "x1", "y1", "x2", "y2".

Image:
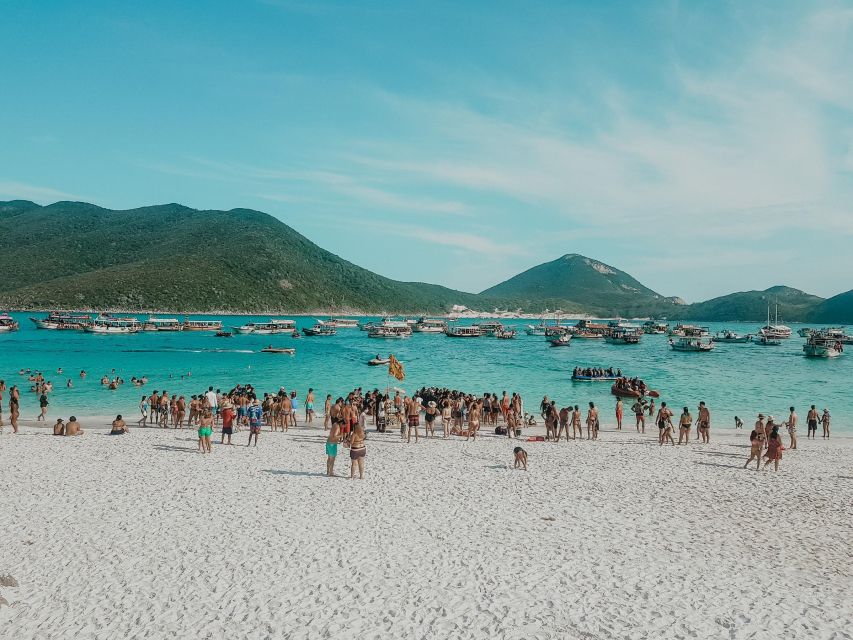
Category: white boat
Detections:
[
  {"x1": 368, "y1": 319, "x2": 412, "y2": 339},
  {"x1": 445, "y1": 325, "x2": 482, "y2": 338},
  {"x1": 413, "y1": 317, "x2": 448, "y2": 333},
  {"x1": 302, "y1": 322, "x2": 337, "y2": 336},
  {"x1": 325, "y1": 318, "x2": 359, "y2": 329},
  {"x1": 260, "y1": 346, "x2": 296, "y2": 354},
  {"x1": 84, "y1": 316, "x2": 142, "y2": 334},
  {"x1": 233, "y1": 319, "x2": 296, "y2": 335},
  {"x1": 30, "y1": 312, "x2": 92, "y2": 330},
  {"x1": 495, "y1": 328, "x2": 516, "y2": 339},
  {"x1": 605, "y1": 326, "x2": 642, "y2": 344},
  {"x1": 797, "y1": 327, "x2": 815, "y2": 338},
  {"x1": 669, "y1": 324, "x2": 710, "y2": 338},
  {"x1": 712, "y1": 330, "x2": 752, "y2": 344},
  {"x1": 758, "y1": 303, "x2": 792, "y2": 339},
  {"x1": 754, "y1": 334, "x2": 781, "y2": 346},
  {"x1": 803, "y1": 333, "x2": 843, "y2": 358},
  {"x1": 669, "y1": 336, "x2": 714, "y2": 352},
  {"x1": 143, "y1": 316, "x2": 183, "y2": 331},
  {"x1": 183, "y1": 319, "x2": 223, "y2": 331},
  {"x1": 0, "y1": 313, "x2": 19, "y2": 333},
  {"x1": 475, "y1": 321, "x2": 504, "y2": 336},
  {"x1": 642, "y1": 320, "x2": 669, "y2": 335}
]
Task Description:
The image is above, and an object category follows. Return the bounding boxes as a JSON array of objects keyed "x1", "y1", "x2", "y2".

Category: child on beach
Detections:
[
  {"x1": 763, "y1": 427, "x2": 784, "y2": 472},
  {"x1": 513, "y1": 446, "x2": 528, "y2": 471}
]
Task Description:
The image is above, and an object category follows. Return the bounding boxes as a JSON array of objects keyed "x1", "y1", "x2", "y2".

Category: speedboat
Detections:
[
  {"x1": 712, "y1": 330, "x2": 752, "y2": 344},
  {"x1": 302, "y1": 322, "x2": 337, "y2": 336},
  {"x1": 0, "y1": 313, "x2": 19, "y2": 333},
  {"x1": 548, "y1": 334, "x2": 572, "y2": 347},
  {"x1": 260, "y1": 346, "x2": 295, "y2": 354}
]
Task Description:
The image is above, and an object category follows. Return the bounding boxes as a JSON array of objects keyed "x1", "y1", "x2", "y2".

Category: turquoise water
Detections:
[{"x1": 0, "y1": 313, "x2": 848, "y2": 431}]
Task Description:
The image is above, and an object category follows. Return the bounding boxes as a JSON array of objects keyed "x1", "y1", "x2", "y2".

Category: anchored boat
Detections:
[
  {"x1": 0, "y1": 313, "x2": 19, "y2": 333},
  {"x1": 84, "y1": 315, "x2": 142, "y2": 334},
  {"x1": 669, "y1": 336, "x2": 714, "y2": 352},
  {"x1": 712, "y1": 329, "x2": 752, "y2": 344},
  {"x1": 803, "y1": 333, "x2": 844, "y2": 358}
]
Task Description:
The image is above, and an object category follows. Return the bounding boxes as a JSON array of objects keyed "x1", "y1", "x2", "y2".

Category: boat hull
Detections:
[{"x1": 803, "y1": 345, "x2": 841, "y2": 358}]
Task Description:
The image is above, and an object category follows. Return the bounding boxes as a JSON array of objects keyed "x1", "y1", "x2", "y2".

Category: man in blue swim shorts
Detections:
[{"x1": 326, "y1": 421, "x2": 341, "y2": 477}]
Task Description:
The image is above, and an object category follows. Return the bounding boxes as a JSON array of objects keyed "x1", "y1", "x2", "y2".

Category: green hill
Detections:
[
  {"x1": 0, "y1": 200, "x2": 486, "y2": 314},
  {"x1": 810, "y1": 289, "x2": 853, "y2": 323},
  {"x1": 672, "y1": 286, "x2": 824, "y2": 322},
  {"x1": 479, "y1": 253, "x2": 679, "y2": 316}
]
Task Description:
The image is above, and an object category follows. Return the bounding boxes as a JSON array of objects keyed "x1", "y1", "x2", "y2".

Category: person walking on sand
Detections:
[
  {"x1": 821, "y1": 409, "x2": 831, "y2": 438},
  {"x1": 326, "y1": 420, "x2": 341, "y2": 477},
  {"x1": 787, "y1": 406, "x2": 798, "y2": 450},
  {"x1": 138, "y1": 395, "x2": 149, "y2": 426},
  {"x1": 763, "y1": 427, "x2": 784, "y2": 472},
  {"x1": 38, "y1": 391, "x2": 49, "y2": 422},
  {"x1": 697, "y1": 401, "x2": 711, "y2": 443},
  {"x1": 744, "y1": 427, "x2": 764, "y2": 470},
  {"x1": 806, "y1": 405, "x2": 818, "y2": 439},
  {"x1": 678, "y1": 407, "x2": 692, "y2": 444},
  {"x1": 247, "y1": 398, "x2": 263, "y2": 447},
  {"x1": 587, "y1": 402, "x2": 599, "y2": 440},
  {"x1": 323, "y1": 394, "x2": 332, "y2": 430},
  {"x1": 615, "y1": 397, "x2": 623, "y2": 431},
  {"x1": 348, "y1": 421, "x2": 367, "y2": 479},
  {"x1": 755, "y1": 414, "x2": 766, "y2": 449},
  {"x1": 305, "y1": 388, "x2": 315, "y2": 425},
  {"x1": 424, "y1": 401, "x2": 438, "y2": 438},
  {"x1": 656, "y1": 402, "x2": 673, "y2": 445},
  {"x1": 197, "y1": 410, "x2": 213, "y2": 454},
  {"x1": 632, "y1": 398, "x2": 645, "y2": 433}
]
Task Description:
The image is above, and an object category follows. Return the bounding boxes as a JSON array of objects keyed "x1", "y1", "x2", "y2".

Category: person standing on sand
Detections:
[
  {"x1": 821, "y1": 409, "x2": 831, "y2": 438},
  {"x1": 763, "y1": 427, "x2": 784, "y2": 472},
  {"x1": 806, "y1": 405, "x2": 818, "y2": 439},
  {"x1": 205, "y1": 387, "x2": 218, "y2": 425},
  {"x1": 697, "y1": 401, "x2": 710, "y2": 443},
  {"x1": 9, "y1": 385, "x2": 20, "y2": 434},
  {"x1": 305, "y1": 388, "x2": 315, "y2": 425},
  {"x1": 656, "y1": 402, "x2": 673, "y2": 445},
  {"x1": 326, "y1": 420, "x2": 341, "y2": 476},
  {"x1": 572, "y1": 405, "x2": 582, "y2": 440},
  {"x1": 466, "y1": 399, "x2": 481, "y2": 441},
  {"x1": 247, "y1": 398, "x2": 263, "y2": 447},
  {"x1": 0, "y1": 380, "x2": 5, "y2": 430},
  {"x1": 632, "y1": 399, "x2": 645, "y2": 433},
  {"x1": 176, "y1": 395, "x2": 186, "y2": 428},
  {"x1": 755, "y1": 414, "x2": 766, "y2": 449},
  {"x1": 586, "y1": 402, "x2": 599, "y2": 440},
  {"x1": 615, "y1": 397, "x2": 623, "y2": 430},
  {"x1": 323, "y1": 394, "x2": 332, "y2": 430},
  {"x1": 280, "y1": 393, "x2": 292, "y2": 432},
  {"x1": 138, "y1": 395, "x2": 148, "y2": 426},
  {"x1": 544, "y1": 402, "x2": 557, "y2": 441},
  {"x1": 348, "y1": 421, "x2": 367, "y2": 479},
  {"x1": 407, "y1": 396, "x2": 422, "y2": 443},
  {"x1": 557, "y1": 405, "x2": 570, "y2": 441},
  {"x1": 289, "y1": 391, "x2": 299, "y2": 429},
  {"x1": 197, "y1": 410, "x2": 213, "y2": 453},
  {"x1": 424, "y1": 401, "x2": 438, "y2": 438},
  {"x1": 787, "y1": 407, "x2": 798, "y2": 450},
  {"x1": 744, "y1": 428, "x2": 763, "y2": 470},
  {"x1": 678, "y1": 407, "x2": 692, "y2": 444},
  {"x1": 220, "y1": 400, "x2": 235, "y2": 445}
]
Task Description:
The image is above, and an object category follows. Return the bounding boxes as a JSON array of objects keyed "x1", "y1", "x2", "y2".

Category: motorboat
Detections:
[
  {"x1": 215, "y1": 331, "x2": 233, "y2": 338},
  {"x1": 642, "y1": 320, "x2": 669, "y2": 335},
  {"x1": 413, "y1": 317, "x2": 448, "y2": 333},
  {"x1": 325, "y1": 318, "x2": 359, "y2": 329},
  {"x1": 302, "y1": 322, "x2": 337, "y2": 336},
  {"x1": 368, "y1": 319, "x2": 412, "y2": 339},
  {"x1": 495, "y1": 328, "x2": 516, "y2": 339},
  {"x1": 548, "y1": 334, "x2": 572, "y2": 347},
  {"x1": 30, "y1": 312, "x2": 92, "y2": 330},
  {"x1": 605, "y1": 324, "x2": 642, "y2": 345},
  {"x1": 712, "y1": 330, "x2": 752, "y2": 344},
  {"x1": 84, "y1": 315, "x2": 142, "y2": 334},
  {"x1": 475, "y1": 321, "x2": 504, "y2": 336},
  {"x1": 143, "y1": 316, "x2": 183, "y2": 331},
  {"x1": 233, "y1": 319, "x2": 296, "y2": 335},
  {"x1": 0, "y1": 313, "x2": 19, "y2": 333},
  {"x1": 183, "y1": 319, "x2": 223, "y2": 331},
  {"x1": 669, "y1": 336, "x2": 714, "y2": 352},
  {"x1": 797, "y1": 327, "x2": 815, "y2": 338},
  {"x1": 669, "y1": 324, "x2": 710, "y2": 338},
  {"x1": 260, "y1": 346, "x2": 296, "y2": 354},
  {"x1": 754, "y1": 334, "x2": 781, "y2": 346},
  {"x1": 802, "y1": 333, "x2": 843, "y2": 358}
]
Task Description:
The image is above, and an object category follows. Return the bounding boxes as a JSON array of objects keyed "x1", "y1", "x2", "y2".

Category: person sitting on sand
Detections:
[
  {"x1": 65, "y1": 416, "x2": 83, "y2": 436},
  {"x1": 53, "y1": 418, "x2": 65, "y2": 436},
  {"x1": 763, "y1": 427, "x2": 784, "y2": 472},
  {"x1": 110, "y1": 415, "x2": 129, "y2": 435},
  {"x1": 513, "y1": 446, "x2": 528, "y2": 471}
]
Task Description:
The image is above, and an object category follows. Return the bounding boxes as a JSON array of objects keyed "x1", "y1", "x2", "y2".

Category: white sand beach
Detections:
[{"x1": 1, "y1": 421, "x2": 851, "y2": 639}]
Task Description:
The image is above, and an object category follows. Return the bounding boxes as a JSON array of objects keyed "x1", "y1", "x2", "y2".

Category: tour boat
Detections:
[
  {"x1": 233, "y1": 319, "x2": 296, "y2": 335},
  {"x1": 758, "y1": 304, "x2": 792, "y2": 339},
  {"x1": 797, "y1": 327, "x2": 815, "y2": 338},
  {"x1": 445, "y1": 325, "x2": 482, "y2": 338},
  {"x1": 143, "y1": 317, "x2": 183, "y2": 331},
  {"x1": 325, "y1": 318, "x2": 359, "y2": 329},
  {"x1": 30, "y1": 312, "x2": 92, "y2": 330},
  {"x1": 368, "y1": 319, "x2": 412, "y2": 339},
  {"x1": 669, "y1": 336, "x2": 715, "y2": 352},
  {"x1": 302, "y1": 322, "x2": 337, "y2": 336},
  {"x1": 822, "y1": 328, "x2": 852, "y2": 344},
  {"x1": 0, "y1": 313, "x2": 19, "y2": 332},
  {"x1": 642, "y1": 320, "x2": 669, "y2": 335},
  {"x1": 668, "y1": 324, "x2": 710, "y2": 338},
  {"x1": 525, "y1": 321, "x2": 549, "y2": 336},
  {"x1": 495, "y1": 328, "x2": 516, "y2": 339},
  {"x1": 183, "y1": 319, "x2": 223, "y2": 331},
  {"x1": 413, "y1": 317, "x2": 448, "y2": 333},
  {"x1": 260, "y1": 347, "x2": 296, "y2": 354},
  {"x1": 605, "y1": 324, "x2": 642, "y2": 345},
  {"x1": 711, "y1": 330, "x2": 752, "y2": 344},
  {"x1": 572, "y1": 330, "x2": 605, "y2": 340},
  {"x1": 754, "y1": 334, "x2": 781, "y2": 346},
  {"x1": 84, "y1": 316, "x2": 142, "y2": 334},
  {"x1": 548, "y1": 334, "x2": 572, "y2": 347},
  {"x1": 802, "y1": 333, "x2": 843, "y2": 358},
  {"x1": 475, "y1": 321, "x2": 504, "y2": 336}
]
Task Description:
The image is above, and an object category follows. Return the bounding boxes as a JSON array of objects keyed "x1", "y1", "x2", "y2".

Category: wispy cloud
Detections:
[
  {"x1": 356, "y1": 220, "x2": 529, "y2": 257},
  {"x1": 0, "y1": 180, "x2": 83, "y2": 203}
]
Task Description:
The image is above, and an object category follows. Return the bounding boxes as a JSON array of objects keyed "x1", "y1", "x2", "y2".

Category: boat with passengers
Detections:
[
  {"x1": 30, "y1": 312, "x2": 93, "y2": 330},
  {"x1": 669, "y1": 336, "x2": 714, "y2": 352},
  {"x1": 233, "y1": 319, "x2": 296, "y2": 335},
  {"x1": 445, "y1": 324, "x2": 482, "y2": 338},
  {"x1": 712, "y1": 329, "x2": 752, "y2": 344},
  {"x1": 642, "y1": 320, "x2": 669, "y2": 335},
  {"x1": 143, "y1": 316, "x2": 183, "y2": 331},
  {"x1": 368, "y1": 319, "x2": 412, "y2": 339},
  {"x1": 0, "y1": 313, "x2": 19, "y2": 333},
  {"x1": 413, "y1": 317, "x2": 447, "y2": 333},
  {"x1": 183, "y1": 319, "x2": 223, "y2": 331},
  {"x1": 84, "y1": 315, "x2": 142, "y2": 334},
  {"x1": 758, "y1": 303, "x2": 792, "y2": 339},
  {"x1": 605, "y1": 321, "x2": 642, "y2": 344},
  {"x1": 803, "y1": 332, "x2": 844, "y2": 358}
]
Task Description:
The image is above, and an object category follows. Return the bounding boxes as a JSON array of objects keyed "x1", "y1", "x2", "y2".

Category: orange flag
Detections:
[{"x1": 388, "y1": 354, "x2": 405, "y2": 381}]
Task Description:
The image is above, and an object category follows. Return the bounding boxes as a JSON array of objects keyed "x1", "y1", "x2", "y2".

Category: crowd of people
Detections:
[{"x1": 572, "y1": 367, "x2": 622, "y2": 378}]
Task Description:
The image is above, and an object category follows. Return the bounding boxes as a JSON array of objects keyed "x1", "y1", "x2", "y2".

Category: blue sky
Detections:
[{"x1": 1, "y1": 0, "x2": 851, "y2": 301}]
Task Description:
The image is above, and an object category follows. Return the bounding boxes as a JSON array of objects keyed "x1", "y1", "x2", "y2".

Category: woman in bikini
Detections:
[
  {"x1": 763, "y1": 427, "x2": 784, "y2": 472},
  {"x1": 678, "y1": 407, "x2": 692, "y2": 445},
  {"x1": 348, "y1": 421, "x2": 367, "y2": 479},
  {"x1": 424, "y1": 401, "x2": 438, "y2": 438},
  {"x1": 744, "y1": 428, "x2": 764, "y2": 470}
]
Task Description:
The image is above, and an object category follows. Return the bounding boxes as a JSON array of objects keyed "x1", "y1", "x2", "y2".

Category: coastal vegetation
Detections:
[{"x1": 0, "y1": 200, "x2": 845, "y2": 320}]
